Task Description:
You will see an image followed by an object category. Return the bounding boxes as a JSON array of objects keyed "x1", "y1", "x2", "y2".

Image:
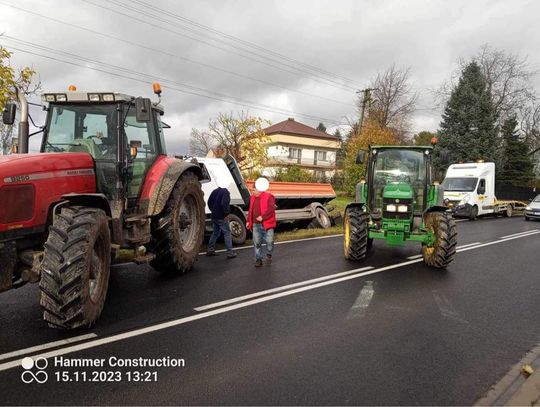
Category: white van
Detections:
[{"x1": 442, "y1": 162, "x2": 513, "y2": 219}]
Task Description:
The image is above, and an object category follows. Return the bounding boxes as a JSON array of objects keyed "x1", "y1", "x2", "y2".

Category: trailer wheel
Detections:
[
  {"x1": 151, "y1": 171, "x2": 205, "y2": 273},
  {"x1": 40, "y1": 207, "x2": 111, "y2": 329},
  {"x1": 310, "y1": 207, "x2": 332, "y2": 229},
  {"x1": 422, "y1": 211, "x2": 457, "y2": 269},
  {"x1": 503, "y1": 205, "x2": 513, "y2": 217},
  {"x1": 344, "y1": 206, "x2": 369, "y2": 261},
  {"x1": 228, "y1": 213, "x2": 247, "y2": 245},
  {"x1": 469, "y1": 205, "x2": 478, "y2": 221}
]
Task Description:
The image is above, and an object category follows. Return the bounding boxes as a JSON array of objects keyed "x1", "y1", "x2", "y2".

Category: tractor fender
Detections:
[
  {"x1": 140, "y1": 156, "x2": 203, "y2": 217},
  {"x1": 424, "y1": 205, "x2": 450, "y2": 215},
  {"x1": 58, "y1": 193, "x2": 112, "y2": 217},
  {"x1": 345, "y1": 202, "x2": 366, "y2": 213}
]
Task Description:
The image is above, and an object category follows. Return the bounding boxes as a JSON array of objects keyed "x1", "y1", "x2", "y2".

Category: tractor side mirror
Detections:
[
  {"x1": 2, "y1": 102, "x2": 16, "y2": 125},
  {"x1": 356, "y1": 151, "x2": 366, "y2": 165},
  {"x1": 135, "y1": 97, "x2": 152, "y2": 122}
]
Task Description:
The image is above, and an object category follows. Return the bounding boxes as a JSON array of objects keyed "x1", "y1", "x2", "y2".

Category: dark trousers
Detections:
[{"x1": 208, "y1": 219, "x2": 233, "y2": 254}]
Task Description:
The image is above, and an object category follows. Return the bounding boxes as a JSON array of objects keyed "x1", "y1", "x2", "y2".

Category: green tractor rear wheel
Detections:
[
  {"x1": 422, "y1": 211, "x2": 457, "y2": 268},
  {"x1": 344, "y1": 206, "x2": 369, "y2": 261}
]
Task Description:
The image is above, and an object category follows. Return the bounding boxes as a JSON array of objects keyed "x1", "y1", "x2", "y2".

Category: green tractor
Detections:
[{"x1": 344, "y1": 145, "x2": 457, "y2": 268}]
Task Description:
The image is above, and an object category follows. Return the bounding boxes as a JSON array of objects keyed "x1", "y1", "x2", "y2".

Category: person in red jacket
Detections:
[{"x1": 246, "y1": 177, "x2": 276, "y2": 267}]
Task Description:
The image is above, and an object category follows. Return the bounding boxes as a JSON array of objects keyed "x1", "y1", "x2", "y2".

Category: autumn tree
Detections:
[
  {"x1": 361, "y1": 65, "x2": 418, "y2": 139},
  {"x1": 413, "y1": 130, "x2": 437, "y2": 146},
  {"x1": 0, "y1": 46, "x2": 41, "y2": 154},
  {"x1": 343, "y1": 120, "x2": 399, "y2": 194},
  {"x1": 189, "y1": 111, "x2": 270, "y2": 177}
]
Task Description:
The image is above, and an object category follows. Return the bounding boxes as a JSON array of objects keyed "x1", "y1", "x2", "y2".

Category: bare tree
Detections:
[
  {"x1": 189, "y1": 128, "x2": 215, "y2": 156},
  {"x1": 361, "y1": 65, "x2": 418, "y2": 139},
  {"x1": 435, "y1": 45, "x2": 538, "y2": 124}
]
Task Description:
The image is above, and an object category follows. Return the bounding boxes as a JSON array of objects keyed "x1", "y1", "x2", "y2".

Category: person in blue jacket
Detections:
[{"x1": 206, "y1": 176, "x2": 237, "y2": 259}]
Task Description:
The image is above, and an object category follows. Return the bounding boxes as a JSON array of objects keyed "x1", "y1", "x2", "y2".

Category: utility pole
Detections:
[{"x1": 356, "y1": 88, "x2": 376, "y2": 135}]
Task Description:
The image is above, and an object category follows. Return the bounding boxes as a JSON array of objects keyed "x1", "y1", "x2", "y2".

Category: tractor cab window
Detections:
[
  {"x1": 123, "y1": 106, "x2": 159, "y2": 198},
  {"x1": 44, "y1": 104, "x2": 117, "y2": 159},
  {"x1": 371, "y1": 149, "x2": 426, "y2": 214}
]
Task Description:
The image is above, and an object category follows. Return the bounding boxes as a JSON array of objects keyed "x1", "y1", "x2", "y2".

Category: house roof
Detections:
[{"x1": 263, "y1": 118, "x2": 338, "y2": 140}]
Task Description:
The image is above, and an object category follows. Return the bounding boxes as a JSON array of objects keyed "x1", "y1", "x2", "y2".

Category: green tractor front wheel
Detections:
[
  {"x1": 344, "y1": 206, "x2": 370, "y2": 261},
  {"x1": 422, "y1": 211, "x2": 457, "y2": 268}
]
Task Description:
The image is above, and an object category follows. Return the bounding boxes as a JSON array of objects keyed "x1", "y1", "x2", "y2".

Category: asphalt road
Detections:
[{"x1": 0, "y1": 216, "x2": 539, "y2": 405}]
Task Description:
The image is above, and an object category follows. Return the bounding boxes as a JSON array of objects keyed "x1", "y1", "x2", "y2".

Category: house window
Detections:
[
  {"x1": 315, "y1": 151, "x2": 326, "y2": 161},
  {"x1": 314, "y1": 150, "x2": 327, "y2": 164},
  {"x1": 289, "y1": 147, "x2": 302, "y2": 163}
]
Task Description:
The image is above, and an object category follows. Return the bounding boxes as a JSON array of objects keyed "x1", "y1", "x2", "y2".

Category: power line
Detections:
[
  {"x1": 2, "y1": 42, "x2": 349, "y2": 125},
  {"x1": 80, "y1": 0, "x2": 357, "y2": 92},
  {"x1": 126, "y1": 0, "x2": 362, "y2": 87},
  {"x1": 0, "y1": 2, "x2": 354, "y2": 108}
]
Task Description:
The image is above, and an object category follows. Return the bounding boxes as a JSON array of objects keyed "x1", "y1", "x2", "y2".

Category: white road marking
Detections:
[
  {"x1": 0, "y1": 333, "x2": 97, "y2": 362},
  {"x1": 458, "y1": 231, "x2": 540, "y2": 253},
  {"x1": 0, "y1": 230, "x2": 536, "y2": 373},
  {"x1": 194, "y1": 266, "x2": 374, "y2": 311},
  {"x1": 347, "y1": 281, "x2": 374, "y2": 319},
  {"x1": 197, "y1": 233, "x2": 344, "y2": 255},
  {"x1": 500, "y1": 229, "x2": 539, "y2": 239},
  {"x1": 406, "y1": 241, "x2": 482, "y2": 259},
  {"x1": 432, "y1": 290, "x2": 468, "y2": 324}
]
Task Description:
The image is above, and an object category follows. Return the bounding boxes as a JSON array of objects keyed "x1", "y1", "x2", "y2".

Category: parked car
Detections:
[{"x1": 525, "y1": 194, "x2": 540, "y2": 221}]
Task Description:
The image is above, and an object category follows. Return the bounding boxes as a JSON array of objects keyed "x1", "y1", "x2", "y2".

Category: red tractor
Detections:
[{"x1": 0, "y1": 84, "x2": 206, "y2": 329}]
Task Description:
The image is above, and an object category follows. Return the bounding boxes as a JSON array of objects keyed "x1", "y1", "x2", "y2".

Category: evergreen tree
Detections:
[
  {"x1": 436, "y1": 62, "x2": 498, "y2": 170},
  {"x1": 497, "y1": 117, "x2": 534, "y2": 186},
  {"x1": 316, "y1": 122, "x2": 327, "y2": 132}
]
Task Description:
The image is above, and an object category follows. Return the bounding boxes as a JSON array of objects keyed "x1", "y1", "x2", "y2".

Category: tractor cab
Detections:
[
  {"x1": 345, "y1": 145, "x2": 457, "y2": 269},
  {"x1": 40, "y1": 90, "x2": 166, "y2": 201}
]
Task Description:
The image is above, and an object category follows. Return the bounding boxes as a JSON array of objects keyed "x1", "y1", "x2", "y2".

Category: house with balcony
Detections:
[{"x1": 261, "y1": 118, "x2": 340, "y2": 180}]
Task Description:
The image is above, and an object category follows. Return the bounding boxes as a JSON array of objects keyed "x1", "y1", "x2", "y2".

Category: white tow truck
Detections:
[{"x1": 442, "y1": 161, "x2": 525, "y2": 220}]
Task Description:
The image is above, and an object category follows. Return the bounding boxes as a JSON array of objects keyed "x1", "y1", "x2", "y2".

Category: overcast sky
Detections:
[{"x1": 1, "y1": 0, "x2": 540, "y2": 153}]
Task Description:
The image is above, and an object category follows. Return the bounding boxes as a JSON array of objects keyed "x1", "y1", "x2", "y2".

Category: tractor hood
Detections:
[
  {"x1": 0, "y1": 152, "x2": 95, "y2": 182},
  {"x1": 383, "y1": 182, "x2": 413, "y2": 200}
]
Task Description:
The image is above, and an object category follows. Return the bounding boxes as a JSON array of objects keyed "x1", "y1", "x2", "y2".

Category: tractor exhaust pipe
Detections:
[{"x1": 17, "y1": 89, "x2": 29, "y2": 154}]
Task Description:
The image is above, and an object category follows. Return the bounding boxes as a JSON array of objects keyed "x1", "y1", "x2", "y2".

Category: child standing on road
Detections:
[{"x1": 246, "y1": 177, "x2": 276, "y2": 267}]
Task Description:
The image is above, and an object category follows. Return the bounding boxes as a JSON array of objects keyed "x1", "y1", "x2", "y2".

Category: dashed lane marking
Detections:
[{"x1": 0, "y1": 230, "x2": 538, "y2": 373}]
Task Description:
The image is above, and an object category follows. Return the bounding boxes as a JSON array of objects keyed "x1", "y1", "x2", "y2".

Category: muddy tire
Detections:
[
  {"x1": 469, "y1": 205, "x2": 478, "y2": 221},
  {"x1": 422, "y1": 211, "x2": 457, "y2": 269},
  {"x1": 344, "y1": 206, "x2": 369, "y2": 261},
  {"x1": 40, "y1": 207, "x2": 111, "y2": 329},
  {"x1": 151, "y1": 171, "x2": 205, "y2": 273},
  {"x1": 309, "y1": 207, "x2": 332, "y2": 229},
  {"x1": 228, "y1": 213, "x2": 247, "y2": 245}
]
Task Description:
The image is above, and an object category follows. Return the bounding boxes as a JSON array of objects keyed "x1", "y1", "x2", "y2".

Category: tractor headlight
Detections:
[
  {"x1": 55, "y1": 94, "x2": 67, "y2": 102},
  {"x1": 397, "y1": 205, "x2": 408, "y2": 213},
  {"x1": 386, "y1": 204, "x2": 397, "y2": 212},
  {"x1": 43, "y1": 94, "x2": 56, "y2": 102},
  {"x1": 102, "y1": 93, "x2": 115, "y2": 101},
  {"x1": 88, "y1": 93, "x2": 101, "y2": 102}
]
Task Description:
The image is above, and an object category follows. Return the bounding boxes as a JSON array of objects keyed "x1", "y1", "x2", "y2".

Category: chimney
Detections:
[{"x1": 287, "y1": 117, "x2": 295, "y2": 121}]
